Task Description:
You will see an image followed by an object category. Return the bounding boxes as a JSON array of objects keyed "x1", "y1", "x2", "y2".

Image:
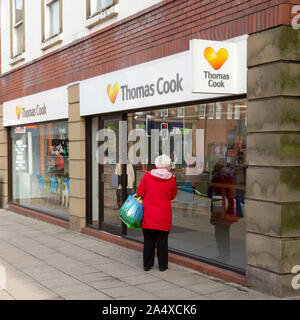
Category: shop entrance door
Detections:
[{"x1": 99, "y1": 115, "x2": 127, "y2": 236}]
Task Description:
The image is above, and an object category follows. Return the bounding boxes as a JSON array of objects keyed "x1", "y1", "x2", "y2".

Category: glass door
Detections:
[{"x1": 99, "y1": 115, "x2": 127, "y2": 235}]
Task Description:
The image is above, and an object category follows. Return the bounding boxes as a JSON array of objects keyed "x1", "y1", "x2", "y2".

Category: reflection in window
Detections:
[
  {"x1": 227, "y1": 103, "x2": 232, "y2": 120},
  {"x1": 126, "y1": 99, "x2": 247, "y2": 271},
  {"x1": 11, "y1": 121, "x2": 69, "y2": 220},
  {"x1": 208, "y1": 103, "x2": 214, "y2": 119},
  {"x1": 199, "y1": 104, "x2": 206, "y2": 120},
  {"x1": 215, "y1": 102, "x2": 222, "y2": 120},
  {"x1": 177, "y1": 107, "x2": 185, "y2": 118},
  {"x1": 161, "y1": 109, "x2": 168, "y2": 118},
  {"x1": 234, "y1": 105, "x2": 240, "y2": 120}
]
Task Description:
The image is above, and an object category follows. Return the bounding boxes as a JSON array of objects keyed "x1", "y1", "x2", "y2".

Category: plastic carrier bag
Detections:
[{"x1": 118, "y1": 193, "x2": 143, "y2": 230}]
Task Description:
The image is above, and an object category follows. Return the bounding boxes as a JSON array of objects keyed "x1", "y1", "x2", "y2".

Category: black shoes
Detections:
[
  {"x1": 144, "y1": 265, "x2": 168, "y2": 271},
  {"x1": 159, "y1": 266, "x2": 168, "y2": 272},
  {"x1": 144, "y1": 265, "x2": 154, "y2": 271}
]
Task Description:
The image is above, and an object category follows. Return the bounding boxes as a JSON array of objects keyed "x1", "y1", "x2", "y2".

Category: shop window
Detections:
[
  {"x1": 41, "y1": 0, "x2": 62, "y2": 47},
  {"x1": 125, "y1": 98, "x2": 247, "y2": 271},
  {"x1": 10, "y1": 0, "x2": 25, "y2": 58},
  {"x1": 10, "y1": 121, "x2": 69, "y2": 220}
]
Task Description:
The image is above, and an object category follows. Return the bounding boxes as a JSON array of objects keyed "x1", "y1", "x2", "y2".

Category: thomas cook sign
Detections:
[
  {"x1": 80, "y1": 36, "x2": 247, "y2": 116},
  {"x1": 3, "y1": 86, "x2": 68, "y2": 127},
  {"x1": 191, "y1": 38, "x2": 247, "y2": 94},
  {"x1": 106, "y1": 74, "x2": 184, "y2": 105}
]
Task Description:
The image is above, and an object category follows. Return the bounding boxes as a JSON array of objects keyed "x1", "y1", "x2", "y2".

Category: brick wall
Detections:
[{"x1": 0, "y1": 0, "x2": 298, "y2": 103}]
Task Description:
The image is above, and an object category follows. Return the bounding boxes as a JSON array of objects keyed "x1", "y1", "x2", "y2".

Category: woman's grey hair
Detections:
[{"x1": 155, "y1": 154, "x2": 172, "y2": 168}]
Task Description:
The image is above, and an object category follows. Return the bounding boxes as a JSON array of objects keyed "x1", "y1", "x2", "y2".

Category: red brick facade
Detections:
[{"x1": 0, "y1": 0, "x2": 298, "y2": 103}]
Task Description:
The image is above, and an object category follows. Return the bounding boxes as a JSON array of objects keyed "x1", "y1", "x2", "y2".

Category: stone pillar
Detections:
[
  {"x1": 0, "y1": 104, "x2": 8, "y2": 208},
  {"x1": 68, "y1": 84, "x2": 86, "y2": 232},
  {"x1": 246, "y1": 26, "x2": 300, "y2": 298}
]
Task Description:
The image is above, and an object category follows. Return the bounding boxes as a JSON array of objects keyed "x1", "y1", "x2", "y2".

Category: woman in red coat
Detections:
[{"x1": 137, "y1": 154, "x2": 177, "y2": 271}]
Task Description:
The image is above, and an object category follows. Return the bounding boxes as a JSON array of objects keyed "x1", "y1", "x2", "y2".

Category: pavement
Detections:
[{"x1": 0, "y1": 209, "x2": 275, "y2": 300}]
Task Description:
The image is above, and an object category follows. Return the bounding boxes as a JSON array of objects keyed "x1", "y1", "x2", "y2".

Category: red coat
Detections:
[{"x1": 137, "y1": 169, "x2": 177, "y2": 231}]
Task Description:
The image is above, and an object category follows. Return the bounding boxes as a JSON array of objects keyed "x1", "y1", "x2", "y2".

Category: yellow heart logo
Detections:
[
  {"x1": 204, "y1": 47, "x2": 229, "y2": 70},
  {"x1": 16, "y1": 106, "x2": 22, "y2": 119},
  {"x1": 107, "y1": 83, "x2": 119, "y2": 104}
]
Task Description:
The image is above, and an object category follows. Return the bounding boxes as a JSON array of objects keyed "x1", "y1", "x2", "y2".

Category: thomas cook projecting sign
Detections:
[{"x1": 191, "y1": 38, "x2": 247, "y2": 94}]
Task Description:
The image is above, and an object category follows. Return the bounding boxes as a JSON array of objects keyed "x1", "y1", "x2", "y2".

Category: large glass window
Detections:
[
  {"x1": 126, "y1": 99, "x2": 247, "y2": 271},
  {"x1": 11, "y1": 121, "x2": 69, "y2": 220}
]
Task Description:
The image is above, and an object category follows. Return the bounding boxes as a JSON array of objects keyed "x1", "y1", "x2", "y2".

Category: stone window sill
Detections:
[
  {"x1": 41, "y1": 33, "x2": 63, "y2": 51},
  {"x1": 85, "y1": 4, "x2": 119, "y2": 29},
  {"x1": 9, "y1": 52, "x2": 26, "y2": 66}
]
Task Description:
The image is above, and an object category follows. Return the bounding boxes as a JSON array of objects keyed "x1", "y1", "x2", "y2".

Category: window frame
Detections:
[
  {"x1": 10, "y1": 0, "x2": 25, "y2": 59},
  {"x1": 86, "y1": 0, "x2": 118, "y2": 19},
  {"x1": 234, "y1": 104, "x2": 240, "y2": 120},
  {"x1": 160, "y1": 109, "x2": 169, "y2": 118},
  {"x1": 8, "y1": 120, "x2": 70, "y2": 221},
  {"x1": 41, "y1": 0, "x2": 63, "y2": 43},
  {"x1": 215, "y1": 102, "x2": 222, "y2": 120},
  {"x1": 14, "y1": 0, "x2": 23, "y2": 24},
  {"x1": 177, "y1": 107, "x2": 185, "y2": 118},
  {"x1": 208, "y1": 103, "x2": 215, "y2": 120},
  {"x1": 227, "y1": 103, "x2": 233, "y2": 120},
  {"x1": 199, "y1": 104, "x2": 206, "y2": 120}
]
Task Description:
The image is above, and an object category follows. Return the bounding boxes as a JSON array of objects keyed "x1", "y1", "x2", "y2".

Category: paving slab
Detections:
[
  {"x1": 89, "y1": 279, "x2": 129, "y2": 290},
  {"x1": 40, "y1": 276, "x2": 83, "y2": 289},
  {"x1": 188, "y1": 282, "x2": 234, "y2": 295},
  {"x1": 137, "y1": 280, "x2": 178, "y2": 293},
  {"x1": 50, "y1": 283, "x2": 95, "y2": 297},
  {"x1": 6, "y1": 281, "x2": 60, "y2": 300},
  {"x1": 118, "y1": 292, "x2": 162, "y2": 300},
  {"x1": 72, "y1": 271, "x2": 110, "y2": 283},
  {"x1": 21, "y1": 265, "x2": 58, "y2": 277},
  {"x1": 101, "y1": 285, "x2": 149, "y2": 299},
  {"x1": 65, "y1": 265, "x2": 100, "y2": 276},
  {"x1": 118, "y1": 273, "x2": 159, "y2": 286},
  {"x1": 204, "y1": 287, "x2": 274, "y2": 300},
  {"x1": 0, "y1": 289, "x2": 14, "y2": 300},
  {"x1": 64, "y1": 290, "x2": 113, "y2": 300},
  {"x1": 154, "y1": 287, "x2": 199, "y2": 300}
]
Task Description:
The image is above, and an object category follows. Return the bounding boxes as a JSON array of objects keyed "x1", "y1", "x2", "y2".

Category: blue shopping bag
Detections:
[{"x1": 118, "y1": 193, "x2": 143, "y2": 230}]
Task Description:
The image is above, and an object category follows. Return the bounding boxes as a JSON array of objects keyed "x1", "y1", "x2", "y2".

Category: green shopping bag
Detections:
[{"x1": 118, "y1": 193, "x2": 143, "y2": 230}]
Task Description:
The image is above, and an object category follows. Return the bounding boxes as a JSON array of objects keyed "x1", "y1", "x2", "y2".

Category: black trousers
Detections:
[{"x1": 143, "y1": 228, "x2": 169, "y2": 269}]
